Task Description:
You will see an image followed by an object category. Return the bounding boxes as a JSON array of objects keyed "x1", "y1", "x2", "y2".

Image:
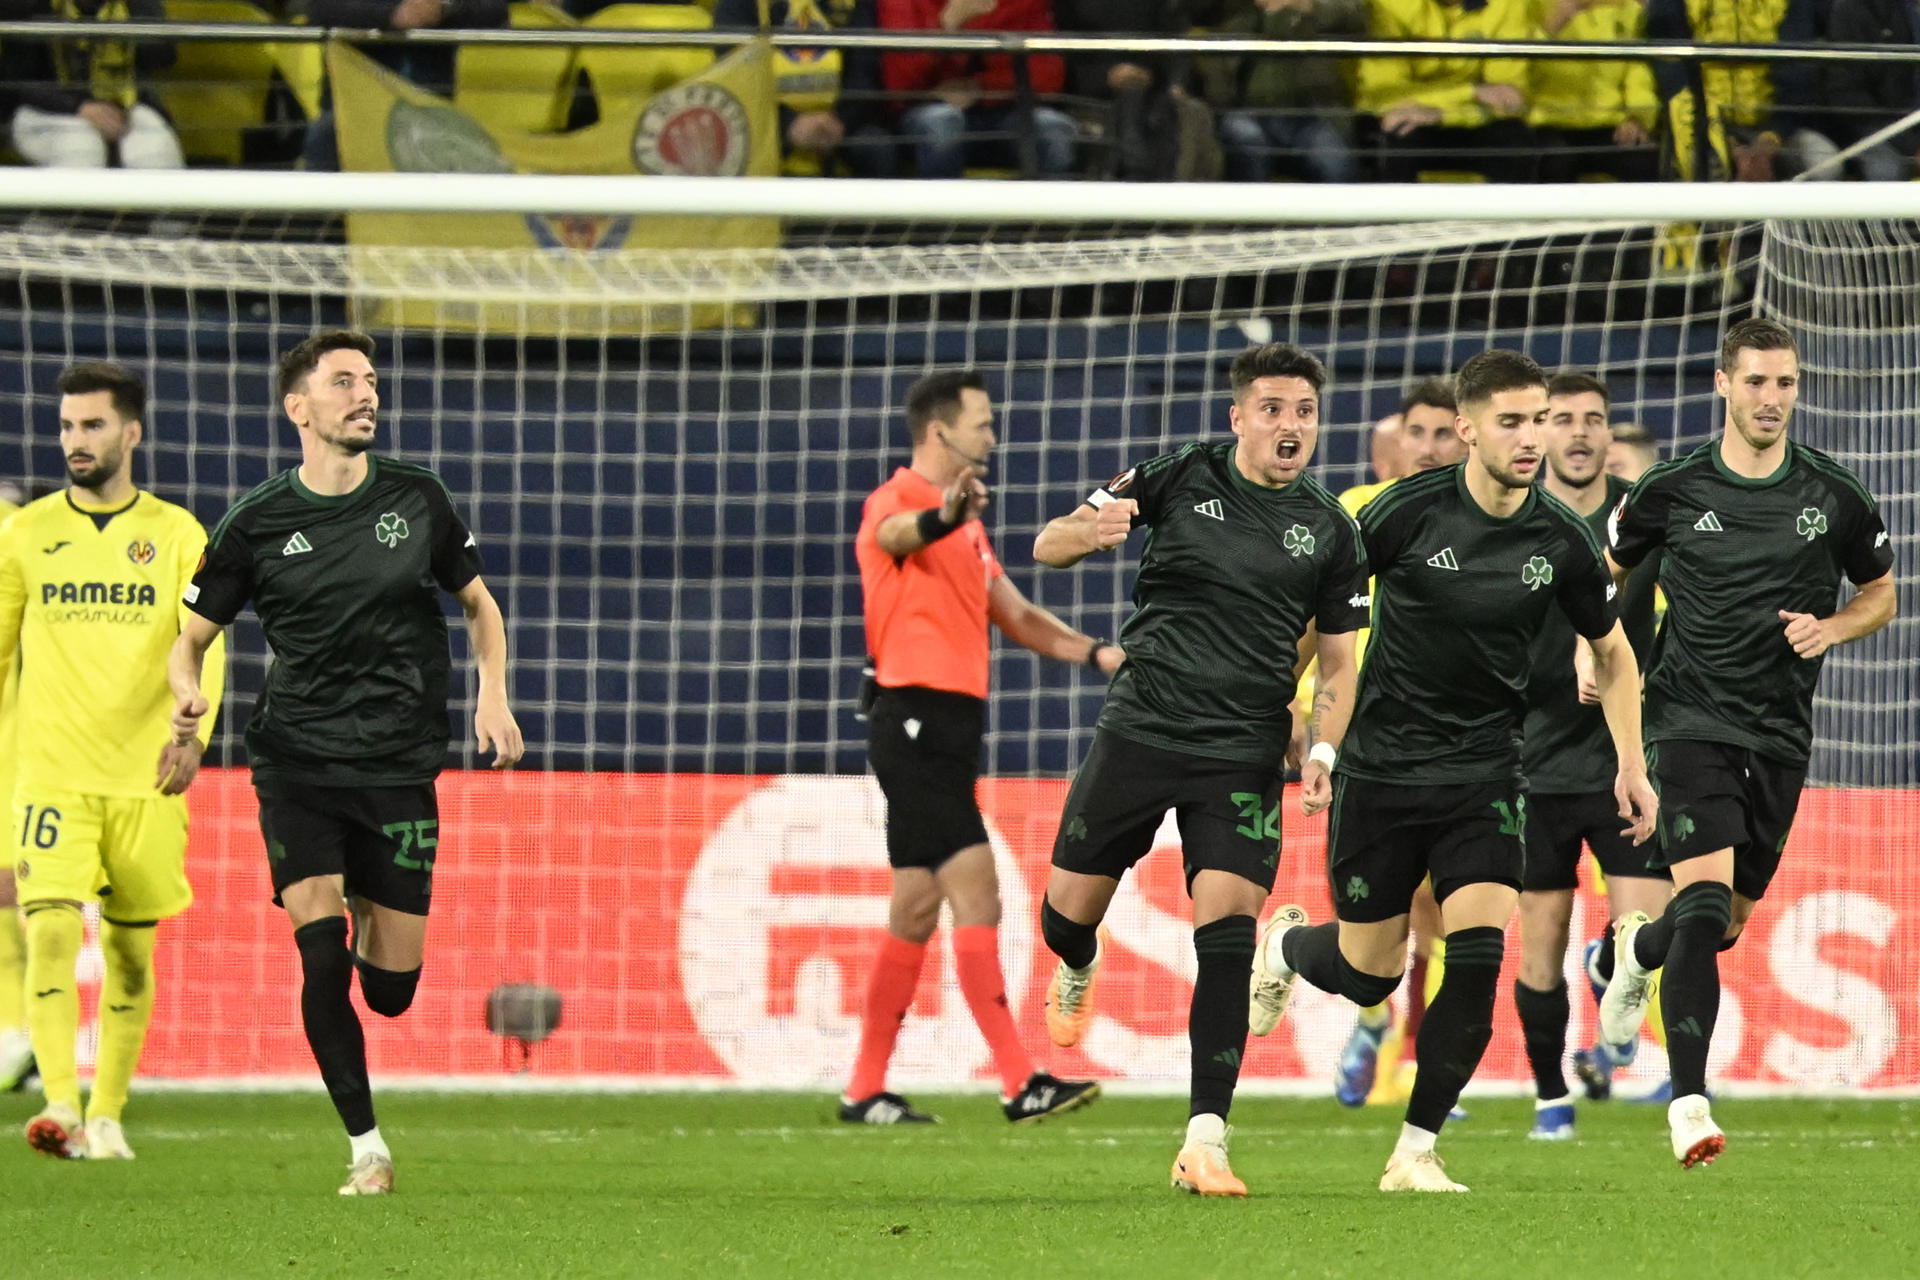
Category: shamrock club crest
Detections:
[
  {"x1": 375, "y1": 512, "x2": 410, "y2": 548},
  {"x1": 1521, "y1": 555, "x2": 1553, "y2": 590}
]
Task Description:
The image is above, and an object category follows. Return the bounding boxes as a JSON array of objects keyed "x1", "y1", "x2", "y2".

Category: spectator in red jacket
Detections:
[{"x1": 879, "y1": 0, "x2": 1079, "y2": 177}]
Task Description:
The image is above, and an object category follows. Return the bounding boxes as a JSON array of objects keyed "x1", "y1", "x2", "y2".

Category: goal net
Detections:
[{"x1": 0, "y1": 188, "x2": 1912, "y2": 1095}]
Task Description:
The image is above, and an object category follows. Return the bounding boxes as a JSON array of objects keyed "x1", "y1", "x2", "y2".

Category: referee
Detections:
[{"x1": 843, "y1": 370, "x2": 1108, "y2": 1126}]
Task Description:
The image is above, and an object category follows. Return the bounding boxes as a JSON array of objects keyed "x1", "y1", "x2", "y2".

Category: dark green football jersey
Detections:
[
  {"x1": 187, "y1": 455, "x2": 484, "y2": 786},
  {"x1": 1608, "y1": 439, "x2": 1893, "y2": 765},
  {"x1": 1522, "y1": 473, "x2": 1661, "y2": 794},
  {"x1": 1090, "y1": 440, "x2": 1371, "y2": 768},
  {"x1": 1342, "y1": 465, "x2": 1619, "y2": 785}
]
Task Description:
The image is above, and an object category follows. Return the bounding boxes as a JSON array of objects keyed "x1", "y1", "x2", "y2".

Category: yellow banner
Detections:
[{"x1": 329, "y1": 39, "x2": 780, "y2": 334}]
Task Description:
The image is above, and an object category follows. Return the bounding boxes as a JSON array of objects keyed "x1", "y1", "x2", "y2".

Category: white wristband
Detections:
[{"x1": 1307, "y1": 742, "x2": 1338, "y2": 772}]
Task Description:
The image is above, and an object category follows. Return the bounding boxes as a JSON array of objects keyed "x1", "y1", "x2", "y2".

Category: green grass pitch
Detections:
[{"x1": 1, "y1": 1091, "x2": 1914, "y2": 1278}]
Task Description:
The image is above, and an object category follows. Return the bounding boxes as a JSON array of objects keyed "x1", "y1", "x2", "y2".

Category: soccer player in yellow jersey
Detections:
[
  {"x1": 0, "y1": 363, "x2": 226, "y2": 1159},
  {"x1": 1317, "y1": 379, "x2": 1468, "y2": 1108},
  {"x1": 0, "y1": 492, "x2": 28, "y2": 1096}
]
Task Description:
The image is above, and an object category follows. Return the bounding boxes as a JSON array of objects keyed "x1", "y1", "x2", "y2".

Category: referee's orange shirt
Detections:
[{"x1": 857, "y1": 467, "x2": 1005, "y2": 699}]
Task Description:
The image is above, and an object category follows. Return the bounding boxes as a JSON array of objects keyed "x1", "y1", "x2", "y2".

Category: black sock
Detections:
[
  {"x1": 1595, "y1": 920, "x2": 1617, "y2": 983},
  {"x1": 355, "y1": 957, "x2": 421, "y2": 1018},
  {"x1": 1041, "y1": 898, "x2": 1098, "y2": 970},
  {"x1": 294, "y1": 917, "x2": 376, "y2": 1136},
  {"x1": 1514, "y1": 980, "x2": 1570, "y2": 1102},
  {"x1": 1189, "y1": 916, "x2": 1256, "y2": 1119},
  {"x1": 1658, "y1": 883, "x2": 1732, "y2": 1098},
  {"x1": 1632, "y1": 910, "x2": 1677, "y2": 970},
  {"x1": 1280, "y1": 921, "x2": 1399, "y2": 1006},
  {"x1": 1405, "y1": 926, "x2": 1504, "y2": 1134}
]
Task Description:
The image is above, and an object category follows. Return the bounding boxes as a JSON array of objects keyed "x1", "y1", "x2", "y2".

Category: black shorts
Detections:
[
  {"x1": 1523, "y1": 790, "x2": 1670, "y2": 892},
  {"x1": 1326, "y1": 774, "x2": 1526, "y2": 922},
  {"x1": 1051, "y1": 729, "x2": 1285, "y2": 893},
  {"x1": 866, "y1": 686, "x2": 987, "y2": 870},
  {"x1": 254, "y1": 775, "x2": 440, "y2": 915},
  {"x1": 1649, "y1": 739, "x2": 1805, "y2": 901}
]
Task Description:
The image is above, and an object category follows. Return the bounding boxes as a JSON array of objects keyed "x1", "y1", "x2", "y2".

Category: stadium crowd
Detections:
[{"x1": 0, "y1": 0, "x2": 1916, "y2": 183}]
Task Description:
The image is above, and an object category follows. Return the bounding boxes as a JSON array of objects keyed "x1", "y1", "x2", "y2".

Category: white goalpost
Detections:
[{"x1": 0, "y1": 175, "x2": 1913, "y2": 1095}]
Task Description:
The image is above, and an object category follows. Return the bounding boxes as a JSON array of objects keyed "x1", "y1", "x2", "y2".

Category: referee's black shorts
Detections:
[{"x1": 866, "y1": 685, "x2": 987, "y2": 870}]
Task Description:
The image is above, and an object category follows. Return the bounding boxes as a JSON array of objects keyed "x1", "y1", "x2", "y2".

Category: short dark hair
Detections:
[
  {"x1": 1546, "y1": 370, "x2": 1610, "y2": 408},
  {"x1": 1610, "y1": 421, "x2": 1655, "y2": 447},
  {"x1": 277, "y1": 329, "x2": 377, "y2": 399},
  {"x1": 57, "y1": 361, "x2": 146, "y2": 423},
  {"x1": 904, "y1": 369, "x2": 987, "y2": 445},
  {"x1": 1228, "y1": 343, "x2": 1327, "y2": 399},
  {"x1": 1399, "y1": 377, "x2": 1456, "y2": 418},
  {"x1": 1720, "y1": 317, "x2": 1796, "y2": 372},
  {"x1": 1456, "y1": 349, "x2": 1547, "y2": 409}
]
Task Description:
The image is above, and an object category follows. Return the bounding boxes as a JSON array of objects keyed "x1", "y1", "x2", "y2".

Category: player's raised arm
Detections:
[
  {"x1": 985, "y1": 575, "x2": 1124, "y2": 675},
  {"x1": 1033, "y1": 496, "x2": 1135, "y2": 568},
  {"x1": 453, "y1": 576, "x2": 524, "y2": 768}
]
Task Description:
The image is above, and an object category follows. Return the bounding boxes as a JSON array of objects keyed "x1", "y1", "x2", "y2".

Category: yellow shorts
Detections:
[{"x1": 10, "y1": 788, "x2": 192, "y2": 922}]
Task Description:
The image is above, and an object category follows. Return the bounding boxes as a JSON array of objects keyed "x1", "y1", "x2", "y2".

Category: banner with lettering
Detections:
[
  {"x1": 85, "y1": 771, "x2": 1920, "y2": 1092},
  {"x1": 327, "y1": 40, "x2": 779, "y2": 335}
]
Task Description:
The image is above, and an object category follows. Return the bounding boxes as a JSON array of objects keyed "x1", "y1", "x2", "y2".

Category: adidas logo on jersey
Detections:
[
  {"x1": 1693, "y1": 511, "x2": 1724, "y2": 533},
  {"x1": 1193, "y1": 499, "x2": 1224, "y2": 521},
  {"x1": 1426, "y1": 547, "x2": 1460, "y2": 571},
  {"x1": 283, "y1": 532, "x2": 314, "y2": 556}
]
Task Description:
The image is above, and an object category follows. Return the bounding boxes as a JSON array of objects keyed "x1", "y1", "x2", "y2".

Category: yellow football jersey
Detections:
[
  {"x1": 1297, "y1": 476, "x2": 1398, "y2": 717},
  {"x1": 0, "y1": 499, "x2": 16, "y2": 810},
  {"x1": 0, "y1": 491, "x2": 226, "y2": 799}
]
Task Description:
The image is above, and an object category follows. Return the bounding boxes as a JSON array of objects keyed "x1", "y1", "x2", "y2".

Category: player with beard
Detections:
[
  {"x1": 0, "y1": 361, "x2": 227, "y2": 1159},
  {"x1": 1599, "y1": 319, "x2": 1895, "y2": 1167},
  {"x1": 169, "y1": 331, "x2": 524, "y2": 1194},
  {"x1": 1032, "y1": 343, "x2": 1370, "y2": 1196},
  {"x1": 1512, "y1": 373, "x2": 1664, "y2": 1139},
  {"x1": 1323, "y1": 378, "x2": 1470, "y2": 1111},
  {"x1": 1248, "y1": 349, "x2": 1658, "y2": 1192}
]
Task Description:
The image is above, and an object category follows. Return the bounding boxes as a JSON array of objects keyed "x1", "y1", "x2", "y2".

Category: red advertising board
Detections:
[{"x1": 107, "y1": 770, "x2": 1920, "y2": 1091}]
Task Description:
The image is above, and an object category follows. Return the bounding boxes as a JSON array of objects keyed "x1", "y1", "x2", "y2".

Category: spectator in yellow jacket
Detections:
[
  {"x1": 1529, "y1": 0, "x2": 1660, "y2": 180},
  {"x1": 1358, "y1": 0, "x2": 1538, "y2": 182},
  {"x1": 1647, "y1": 0, "x2": 1840, "y2": 181}
]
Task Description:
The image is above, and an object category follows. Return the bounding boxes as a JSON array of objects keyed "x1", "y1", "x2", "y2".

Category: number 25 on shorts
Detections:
[{"x1": 384, "y1": 818, "x2": 438, "y2": 871}]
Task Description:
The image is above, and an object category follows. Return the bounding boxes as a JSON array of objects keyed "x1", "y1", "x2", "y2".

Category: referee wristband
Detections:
[
  {"x1": 1307, "y1": 742, "x2": 1338, "y2": 772},
  {"x1": 916, "y1": 507, "x2": 962, "y2": 544},
  {"x1": 1085, "y1": 638, "x2": 1112, "y2": 671}
]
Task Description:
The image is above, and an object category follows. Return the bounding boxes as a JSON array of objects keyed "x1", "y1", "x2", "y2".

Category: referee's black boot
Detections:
[{"x1": 1003, "y1": 1072, "x2": 1101, "y2": 1124}]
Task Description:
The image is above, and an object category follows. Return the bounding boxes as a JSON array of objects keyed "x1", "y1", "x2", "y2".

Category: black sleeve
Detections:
[
  {"x1": 1356, "y1": 484, "x2": 1416, "y2": 572},
  {"x1": 1314, "y1": 513, "x2": 1372, "y2": 635},
  {"x1": 1645, "y1": 0, "x2": 1692, "y2": 102},
  {"x1": 1557, "y1": 526, "x2": 1622, "y2": 641},
  {"x1": 1606, "y1": 475, "x2": 1669, "y2": 568},
  {"x1": 1088, "y1": 448, "x2": 1179, "y2": 529},
  {"x1": 425, "y1": 478, "x2": 484, "y2": 593},
  {"x1": 186, "y1": 519, "x2": 255, "y2": 626},
  {"x1": 126, "y1": 0, "x2": 177, "y2": 74},
  {"x1": 1839, "y1": 483, "x2": 1895, "y2": 586}
]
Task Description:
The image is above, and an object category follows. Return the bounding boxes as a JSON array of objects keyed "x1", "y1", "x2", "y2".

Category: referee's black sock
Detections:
[
  {"x1": 1657, "y1": 882, "x2": 1732, "y2": 1099},
  {"x1": 1405, "y1": 927, "x2": 1504, "y2": 1134},
  {"x1": 1514, "y1": 979, "x2": 1570, "y2": 1102},
  {"x1": 1189, "y1": 916, "x2": 1256, "y2": 1119},
  {"x1": 295, "y1": 917, "x2": 376, "y2": 1136}
]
